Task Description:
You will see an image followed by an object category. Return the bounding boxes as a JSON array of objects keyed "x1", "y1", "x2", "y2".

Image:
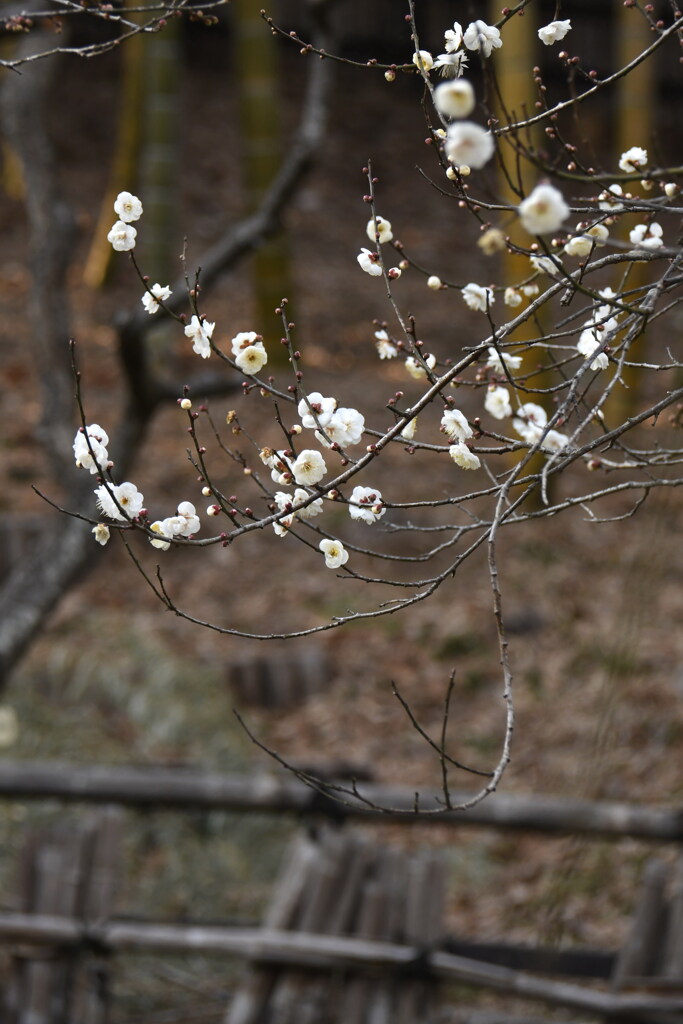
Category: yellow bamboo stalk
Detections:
[
  {"x1": 82, "y1": 0, "x2": 144, "y2": 289},
  {"x1": 233, "y1": 0, "x2": 291, "y2": 360}
]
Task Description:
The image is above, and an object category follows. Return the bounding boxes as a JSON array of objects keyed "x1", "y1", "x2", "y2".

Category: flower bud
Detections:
[
  {"x1": 180, "y1": 398, "x2": 192, "y2": 410},
  {"x1": 427, "y1": 275, "x2": 442, "y2": 290}
]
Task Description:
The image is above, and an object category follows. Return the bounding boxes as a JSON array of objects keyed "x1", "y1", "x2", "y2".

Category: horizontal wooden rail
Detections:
[
  {"x1": 0, "y1": 913, "x2": 680, "y2": 1019},
  {"x1": 0, "y1": 760, "x2": 681, "y2": 840}
]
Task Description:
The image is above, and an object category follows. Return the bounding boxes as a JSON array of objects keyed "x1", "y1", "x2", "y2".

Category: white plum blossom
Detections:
[
  {"x1": 619, "y1": 146, "x2": 648, "y2": 173},
  {"x1": 114, "y1": 191, "x2": 143, "y2": 222},
  {"x1": 463, "y1": 21, "x2": 502, "y2": 58},
  {"x1": 366, "y1": 216, "x2": 393, "y2": 244},
  {"x1": 95, "y1": 481, "x2": 144, "y2": 521},
  {"x1": 440, "y1": 408, "x2": 473, "y2": 442},
  {"x1": 235, "y1": 343, "x2": 268, "y2": 375},
  {"x1": 293, "y1": 488, "x2": 324, "y2": 519},
  {"x1": 231, "y1": 331, "x2": 260, "y2": 354},
  {"x1": 92, "y1": 523, "x2": 110, "y2": 546},
  {"x1": 149, "y1": 520, "x2": 175, "y2": 550},
  {"x1": 449, "y1": 442, "x2": 481, "y2": 470},
  {"x1": 434, "y1": 79, "x2": 475, "y2": 119},
  {"x1": 518, "y1": 183, "x2": 569, "y2": 235},
  {"x1": 405, "y1": 353, "x2": 436, "y2": 380},
  {"x1": 512, "y1": 403, "x2": 547, "y2": 443},
  {"x1": 141, "y1": 283, "x2": 172, "y2": 314},
  {"x1": 538, "y1": 20, "x2": 571, "y2": 45},
  {"x1": 272, "y1": 492, "x2": 295, "y2": 537},
  {"x1": 184, "y1": 315, "x2": 215, "y2": 359},
  {"x1": 461, "y1": 282, "x2": 494, "y2": 312},
  {"x1": 319, "y1": 538, "x2": 349, "y2": 569},
  {"x1": 107, "y1": 220, "x2": 137, "y2": 252},
  {"x1": 292, "y1": 449, "x2": 327, "y2": 486},
  {"x1": 445, "y1": 121, "x2": 494, "y2": 169},
  {"x1": 485, "y1": 346, "x2": 522, "y2": 374},
  {"x1": 316, "y1": 407, "x2": 365, "y2": 448},
  {"x1": 357, "y1": 247, "x2": 382, "y2": 276},
  {"x1": 176, "y1": 501, "x2": 200, "y2": 536},
  {"x1": 401, "y1": 417, "x2": 418, "y2": 441},
  {"x1": 542, "y1": 430, "x2": 569, "y2": 453},
  {"x1": 629, "y1": 222, "x2": 663, "y2": 250},
  {"x1": 444, "y1": 22, "x2": 463, "y2": 52},
  {"x1": 522, "y1": 283, "x2": 539, "y2": 297},
  {"x1": 599, "y1": 184, "x2": 624, "y2": 212},
  {"x1": 412, "y1": 50, "x2": 434, "y2": 72},
  {"x1": 433, "y1": 51, "x2": 469, "y2": 77},
  {"x1": 375, "y1": 329, "x2": 398, "y2": 359},
  {"x1": 577, "y1": 328, "x2": 610, "y2": 370},
  {"x1": 485, "y1": 385, "x2": 512, "y2": 420},
  {"x1": 298, "y1": 392, "x2": 337, "y2": 429},
  {"x1": 530, "y1": 254, "x2": 563, "y2": 277},
  {"x1": 563, "y1": 235, "x2": 593, "y2": 257},
  {"x1": 73, "y1": 424, "x2": 110, "y2": 475},
  {"x1": 504, "y1": 287, "x2": 523, "y2": 308},
  {"x1": 349, "y1": 485, "x2": 385, "y2": 524}
]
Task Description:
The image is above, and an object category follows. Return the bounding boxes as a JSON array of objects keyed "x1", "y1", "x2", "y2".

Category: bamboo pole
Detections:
[
  {"x1": 0, "y1": 761, "x2": 682, "y2": 840},
  {"x1": 1, "y1": 914, "x2": 683, "y2": 1018}
]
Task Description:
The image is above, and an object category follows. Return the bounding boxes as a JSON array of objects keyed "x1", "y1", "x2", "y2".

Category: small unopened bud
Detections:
[
  {"x1": 207, "y1": 504, "x2": 220, "y2": 516},
  {"x1": 587, "y1": 459, "x2": 601, "y2": 471},
  {"x1": 427, "y1": 275, "x2": 442, "y2": 290},
  {"x1": 180, "y1": 398, "x2": 192, "y2": 410},
  {"x1": 388, "y1": 266, "x2": 401, "y2": 279},
  {"x1": 665, "y1": 182, "x2": 678, "y2": 197},
  {"x1": 458, "y1": 164, "x2": 471, "y2": 176},
  {"x1": 290, "y1": 424, "x2": 303, "y2": 435},
  {"x1": 384, "y1": 69, "x2": 396, "y2": 82},
  {"x1": 446, "y1": 166, "x2": 457, "y2": 181},
  {"x1": 226, "y1": 410, "x2": 237, "y2": 424},
  {"x1": 640, "y1": 178, "x2": 654, "y2": 191}
]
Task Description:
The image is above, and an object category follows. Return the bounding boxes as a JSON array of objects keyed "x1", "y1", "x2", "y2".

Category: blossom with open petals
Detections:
[
  {"x1": 629, "y1": 222, "x2": 663, "y2": 250},
  {"x1": 319, "y1": 538, "x2": 349, "y2": 569},
  {"x1": 485, "y1": 346, "x2": 522, "y2": 374},
  {"x1": 141, "y1": 283, "x2": 172, "y2": 314},
  {"x1": 184, "y1": 315, "x2": 215, "y2": 359},
  {"x1": 293, "y1": 488, "x2": 324, "y2": 519},
  {"x1": 433, "y1": 51, "x2": 469, "y2": 77},
  {"x1": 599, "y1": 184, "x2": 624, "y2": 212},
  {"x1": 231, "y1": 331, "x2": 260, "y2": 355},
  {"x1": 107, "y1": 220, "x2": 137, "y2": 252},
  {"x1": 114, "y1": 191, "x2": 143, "y2": 222},
  {"x1": 538, "y1": 20, "x2": 571, "y2": 45},
  {"x1": 292, "y1": 449, "x2": 327, "y2": 486},
  {"x1": 444, "y1": 22, "x2": 464, "y2": 52},
  {"x1": 315, "y1": 407, "x2": 365, "y2": 448},
  {"x1": 485, "y1": 385, "x2": 512, "y2": 420},
  {"x1": 74, "y1": 424, "x2": 110, "y2": 475},
  {"x1": 357, "y1": 247, "x2": 382, "y2": 276},
  {"x1": 445, "y1": 121, "x2": 494, "y2": 168},
  {"x1": 504, "y1": 288, "x2": 523, "y2": 308},
  {"x1": 530, "y1": 254, "x2": 563, "y2": 277},
  {"x1": 542, "y1": 430, "x2": 569, "y2": 453},
  {"x1": 176, "y1": 501, "x2": 200, "y2": 536},
  {"x1": 449, "y1": 442, "x2": 481, "y2": 470},
  {"x1": 441, "y1": 408, "x2": 472, "y2": 442},
  {"x1": 405, "y1": 353, "x2": 436, "y2": 380},
  {"x1": 518, "y1": 183, "x2": 569, "y2": 235},
  {"x1": 95, "y1": 481, "x2": 144, "y2": 521},
  {"x1": 375, "y1": 329, "x2": 398, "y2": 359},
  {"x1": 434, "y1": 79, "x2": 475, "y2": 119},
  {"x1": 619, "y1": 146, "x2": 648, "y2": 173},
  {"x1": 298, "y1": 393, "x2": 337, "y2": 429},
  {"x1": 235, "y1": 343, "x2": 268, "y2": 375},
  {"x1": 92, "y1": 523, "x2": 110, "y2": 546},
  {"x1": 461, "y1": 282, "x2": 494, "y2": 312},
  {"x1": 463, "y1": 21, "x2": 502, "y2": 57},
  {"x1": 366, "y1": 216, "x2": 393, "y2": 244},
  {"x1": 577, "y1": 329, "x2": 610, "y2": 370},
  {"x1": 512, "y1": 403, "x2": 547, "y2": 443},
  {"x1": 349, "y1": 485, "x2": 385, "y2": 524}
]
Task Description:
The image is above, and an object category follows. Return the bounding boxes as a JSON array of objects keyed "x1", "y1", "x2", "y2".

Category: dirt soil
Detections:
[{"x1": 1, "y1": 10, "x2": 683, "y2": 1022}]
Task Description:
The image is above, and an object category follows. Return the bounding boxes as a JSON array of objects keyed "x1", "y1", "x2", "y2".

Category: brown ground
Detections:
[{"x1": 1, "y1": 10, "x2": 683, "y2": 1021}]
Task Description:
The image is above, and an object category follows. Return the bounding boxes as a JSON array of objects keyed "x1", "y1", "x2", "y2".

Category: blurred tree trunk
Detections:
[{"x1": 233, "y1": 0, "x2": 291, "y2": 358}]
